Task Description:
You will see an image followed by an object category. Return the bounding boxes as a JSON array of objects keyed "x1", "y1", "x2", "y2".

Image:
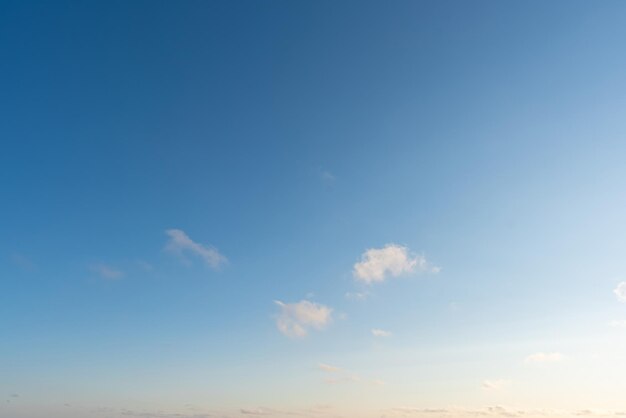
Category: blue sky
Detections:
[{"x1": 3, "y1": 1, "x2": 626, "y2": 417}]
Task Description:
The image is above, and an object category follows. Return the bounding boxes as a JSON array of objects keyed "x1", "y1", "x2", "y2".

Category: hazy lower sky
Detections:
[{"x1": 3, "y1": 1, "x2": 626, "y2": 417}]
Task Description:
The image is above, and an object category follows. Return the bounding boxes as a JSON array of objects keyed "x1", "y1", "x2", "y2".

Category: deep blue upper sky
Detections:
[{"x1": 3, "y1": 1, "x2": 626, "y2": 417}]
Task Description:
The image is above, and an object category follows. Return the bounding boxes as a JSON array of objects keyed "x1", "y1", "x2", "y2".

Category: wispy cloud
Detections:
[
  {"x1": 482, "y1": 379, "x2": 510, "y2": 391},
  {"x1": 345, "y1": 291, "x2": 369, "y2": 301},
  {"x1": 90, "y1": 263, "x2": 124, "y2": 280},
  {"x1": 371, "y1": 328, "x2": 392, "y2": 337},
  {"x1": 136, "y1": 260, "x2": 154, "y2": 272},
  {"x1": 353, "y1": 244, "x2": 439, "y2": 284},
  {"x1": 388, "y1": 406, "x2": 626, "y2": 418},
  {"x1": 164, "y1": 229, "x2": 227, "y2": 269},
  {"x1": 102, "y1": 409, "x2": 213, "y2": 418},
  {"x1": 524, "y1": 352, "x2": 563, "y2": 364},
  {"x1": 318, "y1": 363, "x2": 341, "y2": 373},
  {"x1": 317, "y1": 363, "x2": 385, "y2": 386},
  {"x1": 241, "y1": 405, "x2": 335, "y2": 417},
  {"x1": 274, "y1": 300, "x2": 333, "y2": 338},
  {"x1": 320, "y1": 170, "x2": 335, "y2": 182},
  {"x1": 614, "y1": 282, "x2": 626, "y2": 302},
  {"x1": 388, "y1": 406, "x2": 522, "y2": 417},
  {"x1": 240, "y1": 408, "x2": 274, "y2": 416}
]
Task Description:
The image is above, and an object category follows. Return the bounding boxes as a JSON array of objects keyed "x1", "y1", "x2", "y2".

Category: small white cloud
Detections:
[
  {"x1": 482, "y1": 379, "x2": 510, "y2": 390},
  {"x1": 614, "y1": 282, "x2": 626, "y2": 302},
  {"x1": 164, "y1": 229, "x2": 227, "y2": 269},
  {"x1": 353, "y1": 244, "x2": 438, "y2": 284},
  {"x1": 274, "y1": 300, "x2": 333, "y2": 338},
  {"x1": 371, "y1": 328, "x2": 392, "y2": 337},
  {"x1": 318, "y1": 363, "x2": 341, "y2": 373},
  {"x1": 345, "y1": 291, "x2": 369, "y2": 301},
  {"x1": 524, "y1": 352, "x2": 563, "y2": 364},
  {"x1": 90, "y1": 263, "x2": 123, "y2": 280}
]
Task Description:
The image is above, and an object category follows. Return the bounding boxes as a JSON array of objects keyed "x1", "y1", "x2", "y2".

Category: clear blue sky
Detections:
[{"x1": 3, "y1": 1, "x2": 626, "y2": 417}]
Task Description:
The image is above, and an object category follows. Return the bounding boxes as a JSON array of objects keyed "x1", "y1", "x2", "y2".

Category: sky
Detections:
[{"x1": 2, "y1": 1, "x2": 626, "y2": 417}]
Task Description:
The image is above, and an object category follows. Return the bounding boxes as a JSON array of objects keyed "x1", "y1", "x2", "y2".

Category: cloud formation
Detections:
[
  {"x1": 164, "y1": 229, "x2": 227, "y2": 269},
  {"x1": 317, "y1": 363, "x2": 385, "y2": 386},
  {"x1": 90, "y1": 263, "x2": 124, "y2": 280},
  {"x1": 274, "y1": 300, "x2": 333, "y2": 338},
  {"x1": 240, "y1": 405, "x2": 335, "y2": 417},
  {"x1": 240, "y1": 408, "x2": 274, "y2": 416},
  {"x1": 353, "y1": 244, "x2": 439, "y2": 284},
  {"x1": 482, "y1": 379, "x2": 510, "y2": 391},
  {"x1": 318, "y1": 363, "x2": 341, "y2": 373},
  {"x1": 98, "y1": 409, "x2": 213, "y2": 418},
  {"x1": 345, "y1": 291, "x2": 369, "y2": 301},
  {"x1": 387, "y1": 406, "x2": 626, "y2": 418},
  {"x1": 371, "y1": 328, "x2": 392, "y2": 337},
  {"x1": 614, "y1": 282, "x2": 626, "y2": 302},
  {"x1": 389, "y1": 406, "x2": 533, "y2": 418},
  {"x1": 524, "y1": 352, "x2": 563, "y2": 364}
]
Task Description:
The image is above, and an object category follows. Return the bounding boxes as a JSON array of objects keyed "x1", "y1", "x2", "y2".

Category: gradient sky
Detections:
[{"x1": 3, "y1": 1, "x2": 626, "y2": 417}]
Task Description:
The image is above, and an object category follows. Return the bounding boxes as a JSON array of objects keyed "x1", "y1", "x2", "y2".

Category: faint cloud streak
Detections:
[
  {"x1": 90, "y1": 263, "x2": 123, "y2": 280},
  {"x1": 164, "y1": 229, "x2": 227, "y2": 269},
  {"x1": 524, "y1": 352, "x2": 563, "y2": 364}
]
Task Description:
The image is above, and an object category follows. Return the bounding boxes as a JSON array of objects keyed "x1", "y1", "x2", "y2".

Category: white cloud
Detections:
[
  {"x1": 524, "y1": 352, "x2": 563, "y2": 364},
  {"x1": 90, "y1": 263, "x2": 123, "y2": 280},
  {"x1": 614, "y1": 282, "x2": 626, "y2": 302},
  {"x1": 318, "y1": 363, "x2": 341, "y2": 373},
  {"x1": 164, "y1": 229, "x2": 227, "y2": 269},
  {"x1": 345, "y1": 291, "x2": 369, "y2": 301},
  {"x1": 482, "y1": 379, "x2": 510, "y2": 391},
  {"x1": 353, "y1": 244, "x2": 439, "y2": 284},
  {"x1": 274, "y1": 300, "x2": 333, "y2": 338},
  {"x1": 371, "y1": 328, "x2": 392, "y2": 337}
]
